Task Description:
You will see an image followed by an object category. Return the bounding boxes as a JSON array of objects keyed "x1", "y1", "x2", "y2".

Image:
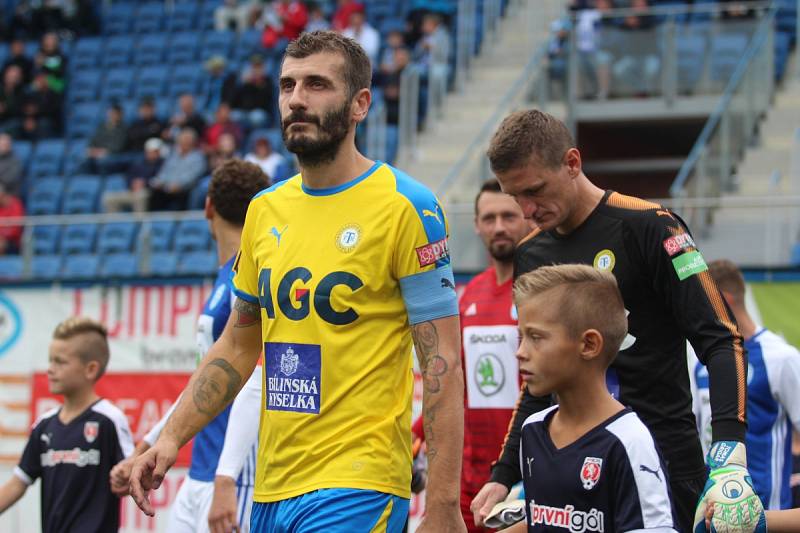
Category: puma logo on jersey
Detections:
[
  {"x1": 422, "y1": 206, "x2": 441, "y2": 224},
  {"x1": 441, "y1": 278, "x2": 455, "y2": 291},
  {"x1": 639, "y1": 464, "x2": 661, "y2": 481},
  {"x1": 270, "y1": 225, "x2": 288, "y2": 247},
  {"x1": 527, "y1": 456, "x2": 535, "y2": 477},
  {"x1": 40, "y1": 433, "x2": 51, "y2": 446}
]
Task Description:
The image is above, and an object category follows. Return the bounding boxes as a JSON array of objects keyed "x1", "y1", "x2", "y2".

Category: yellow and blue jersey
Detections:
[{"x1": 232, "y1": 161, "x2": 458, "y2": 503}]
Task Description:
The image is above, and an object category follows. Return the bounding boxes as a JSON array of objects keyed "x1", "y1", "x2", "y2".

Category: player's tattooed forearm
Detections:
[
  {"x1": 192, "y1": 359, "x2": 242, "y2": 416},
  {"x1": 423, "y1": 403, "x2": 439, "y2": 463},
  {"x1": 411, "y1": 321, "x2": 439, "y2": 370},
  {"x1": 422, "y1": 355, "x2": 448, "y2": 394},
  {"x1": 233, "y1": 298, "x2": 261, "y2": 328}
]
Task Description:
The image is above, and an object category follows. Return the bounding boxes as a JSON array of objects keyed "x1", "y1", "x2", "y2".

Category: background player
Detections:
[
  {"x1": 506, "y1": 264, "x2": 676, "y2": 533},
  {"x1": 690, "y1": 259, "x2": 800, "y2": 511},
  {"x1": 412, "y1": 178, "x2": 531, "y2": 531},
  {"x1": 128, "y1": 31, "x2": 465, "y2": 533},
  {"x1": 470, "y1": 109, "x2": 754, "y2": 532},
  {"x1": 0, "y1": 317, "x2": 134, "y2": 533},
  {"x1": 110, "y1": 160, "x2": 269, "y2": 532}
]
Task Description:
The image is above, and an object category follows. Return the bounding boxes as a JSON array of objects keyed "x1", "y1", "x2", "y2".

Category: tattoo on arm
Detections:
[
  {"x1": 423, "y1": 404, "x2": 439, "y2": 463},
  {"x1": 233, "y1": 298, "x2": 261, "y2": 328},
  {"x1": 412, "y1": 321, "x2": 447, "y2": 393},
  {"x1": 192, "y1": 359, "x2": 242, "y2": 416}
]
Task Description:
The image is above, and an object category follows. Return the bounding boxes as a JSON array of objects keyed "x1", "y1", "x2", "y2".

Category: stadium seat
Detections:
[
  {"x1": 28, "y1": 140, "x2": 66, "y2": 179},
  {"x1": 67, "y1": 102, "x2": 103, "y2": 140},
  {"x1": 70, "y1": 37, "x2": 105, "y2": 71},
  {"x1": 200, "y1": 31, "x2": 236, "y2": 62},
  {"x1": 97, "y1": 223, "x2": 139, "y2": 254},
  {"x1": 177, "y1": 250, "x2": 218, "y2": 276},
  {"x1": 62, "y1": 176, "x2": 102, "y2": 214},
  {"x1": 142, "y1": 221, "x2": 176, "y2": 252},
  {"x1": 103, "y1": 174, "x2": 128, "y2": 195},
  {"x1": 710, "y1": 32, "x2": 749, "y2": 83},
  {"x1": 173, "y1": 220, "x2": 211, "y2": 252},
  {"x1": 103, "y1": 68, "x2": 136, "y2": 102},
  {"x1": 235, "y1": 29, "x2": 262, "y2": 62},
  {"x1": 247, "y1": 128, "x2": 289, "y2": 157},
  {"x1": 61, "y1": 224, "x2": 98, "y2": 255},
  {"x1": 27, "y1": 178, "x2": 64, "y2": 215},
  {"x1": 135, "y1": 34, "x2": 169, "y2": 67},
  {"x1": 63, "y1": 140, "x2": 89, "y2": 176},
  {"x1": 101, "y1": 252, "x2": 139, "y2": 277},
  {"x1": 167, "y1": 3, "x2": 200, "y2": 33},
  {"x1": 103, "y1": 36, "x2": 135, "y2": 69},
  {"x1": 135, "y1": 66, "x2": 170, "y2": 99},
  {"x1": 62, "y1": 254, "x2": 100, "y2": 280},
  {"x1": 12, "y1": 140, "x2": 32, "y2": 170},
  {"x1": 68, "y1": 69, "x2": 103, "y2": 103},
  {"x1": 32, "y1": 225, "x2": 61, "y2": 255},
  {"x1": 31, "y1": 255, "x2": 62, "y2": 279},
  {"x1": 200, "y1": 2, "x2": 220, "y2": 31},
  {"x1": 167, "y1": 32, "x2": 200, "y2": 65},
  {"x1": 147, "y1": 251, "x2": 179, "y2": 277},
  {"x1": 169, "y1": 63, "x2": 204, "y2": 98},
  {"x1": 0, "y1": 256, "x2": 24, "y2": 280},
  {"x1": 134, "y1": 3, "x2": 166, "y2": 34},
  {"x1": 103, "y1": 3, "x2": 135, "y2": 35},
  {"x1": 675, "y1": 30, "x2": 707, "y2": 94},
  {"x1": 187, "y1": 176, "x2": 210, "y2": 210}
]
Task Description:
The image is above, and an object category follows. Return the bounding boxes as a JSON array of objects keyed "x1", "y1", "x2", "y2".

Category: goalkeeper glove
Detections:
[{"x1": 693, "y1": 441, "x2": 766, "y2": 533}]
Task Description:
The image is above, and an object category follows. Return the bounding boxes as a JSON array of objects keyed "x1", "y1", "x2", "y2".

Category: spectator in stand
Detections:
[
  {"x1": 85, "y1": 103, "x2": 128, "y2": 174},
  {"x1": 305, "y1": 2, "x2": 331, "y2": 33},
  {"x1": 0, "y1": 66, "x2": 26, "y2": 136},
  {"x1": 127, "y1": 98, "x2": 164, "y2": 153},
  {"x1": 34, "y1": 32, "x2": 67, "y2": 93},
  {"x1": 22, "y1": 69, "x2": 62, "y2": 138},
  {"x1": 215, "y1": 0, "x2": 262, "y2": 32},
  {"x1": 30, "y1": 1, "x2": 66, "y2": 35},
  {"x1": 332, "y1": 0, "x2": 364, "y2": 32},
  {"x1": 149, "y1": 128, "x2": 206, "y2": 211},
  {"x1": 1, "y1": 39, "x2": 34, "y2": 84},
  {"x1": 414, "y1": 13, "x2": 451, "y2": 121},
  {"x1": 0, "y1": 183, "x2": 24, "y2": 255},
  {"x1": 245, "y1": 136, "x2": 286, "y2": 181},
  {"x1": 379, "y1": 29, "x2": 408, "y2": 74},
  {"x1": 203, "y1": 56, "x2": 238, "y2": 116},
  {"x1": 0, "y1": 134, "x2": 22, "y2": 196},
  {"x1": 231, "y1": 55, "x2": 273, "y2": 130},
  {"x1": 63, "y1": 0, "x2": 101, "y2": 36},
  {"x1": 208, "y1": 132, "x2": 240, "y2": 172},
  {"x1": 204, "y1": 103, "x2": 244, "y2": 152},
  {"x1": 377, "y1": 46, "x2": 410, "y2": 165},
  {"x1": 103, "y1": 138, "x2": 166, "y2": 214},
  {"x1": 163, "y1": 94, "x2": 207, "y2": 142},
  {"x1": 259, "y1": 0, "x2": 308, "y2": 49},
  {"x1": 342, "y1": 9, "x2": 380, "y2": 65}
]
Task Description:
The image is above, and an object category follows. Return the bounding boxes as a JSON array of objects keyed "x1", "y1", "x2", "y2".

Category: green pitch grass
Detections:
[{"x1": 750, "y1": 282, "x2": 800, "y2": 347}]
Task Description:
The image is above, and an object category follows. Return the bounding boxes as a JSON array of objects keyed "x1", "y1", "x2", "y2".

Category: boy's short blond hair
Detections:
[
  {"x1": 513, "y1": 264, "x2": 627, "y2": 363},
  {"x1": 53, "y1": 317, "x2": 110, "y2": 379}
]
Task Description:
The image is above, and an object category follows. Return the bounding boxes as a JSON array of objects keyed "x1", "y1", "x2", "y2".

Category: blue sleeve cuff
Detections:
[
  {"x1": 399, "y1": 265, "x2": 459, "y2": 325},
  {"x1": 232, "y1": 286, "x2": 259, "y2": 305}
]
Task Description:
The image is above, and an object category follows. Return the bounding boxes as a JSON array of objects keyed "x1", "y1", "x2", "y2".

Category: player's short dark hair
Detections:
[
  {"x1": 52, "y1": 317, "x2": 110, "y2": 379},
  {"x1": 487, "y1": 109, "x2": 575, "y2": 173},
  {"x1": 283, "y1": 30, "x2": 372, "y2": 100},
  {"x1": 513, "y1": 264, "x2": 627, "y2": 364},
  {"x1": 208, "y1": 160, "x2": 271, "y2": 227},
  {"x1": 708, "y1": 259, "x2": 746, "y2": 304},
  {"x1": 474, "y1": 178, "x2": 502, "y2": 216}
]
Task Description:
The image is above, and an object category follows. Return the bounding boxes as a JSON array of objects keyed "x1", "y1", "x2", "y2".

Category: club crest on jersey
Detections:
[
  {"x1": 580, "y1": 457, "x2": 603, "y2": 490},
  {"x1": 279, "y1": 347, "x2": 299, "y2": 376},
  {"x1": 83, "y1": 421, "x2": 99, "y2": 444},
  {"x1": 335, "y1": 224, "x2": 361, "y2": 253},
  {"x1": 593, "y1": 250, "x2": 615, "y2": 272}
]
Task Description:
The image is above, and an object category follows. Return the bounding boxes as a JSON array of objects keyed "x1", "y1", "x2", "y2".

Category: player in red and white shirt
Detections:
[{"x1": 414, "y1": 179, "x2": 532, "y2": 531}]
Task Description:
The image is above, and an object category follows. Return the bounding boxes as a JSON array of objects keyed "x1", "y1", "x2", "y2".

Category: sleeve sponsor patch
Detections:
[
  {"x1": 662, "y1": 233, "x2": 696, "y2": 256},
  {"x1": 415, "y1": 238, "x2": 449, "y2": 267},
  {"x1": 672, "y1": 250, "x2": 708, "y2": 280}
]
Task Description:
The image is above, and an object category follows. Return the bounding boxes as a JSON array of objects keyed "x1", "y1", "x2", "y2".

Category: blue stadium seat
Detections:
[
  {"x1": 135, "y1": 66, "x2": 170, "y2": 99},
  {"x1": 710, "y1": 32, "x2": 749, "y2": 83},
  {"x1": 135, "y1": 34, "x2": 169, "y2": 67},
  {"x1": 24, "y1": 41, "x2": 38, "y2": 59},
  {"x1": 177, "y1": 250, "x2": 217, "y2": 275},
  {"x1": 103, "y1": 68, "x2": 136, "y2": 101},
  {"x1": 70, "y1": 38, "x2": 105, "y2": 71},
  {"x1": 247, "y1": 128, "x2": 289, "y2": 157},
  {"x1": 97, "y1": 222, "x2": 138, "y2": 254},
  {"x1": 187, "y1": 175, "x2": 210, "y2": 210},
  {"x1": 101, "y1": 252, "x2": 139, "y2": 277},
  {"x1": 169, "y1": 63, "x2": 204, "y2": 98},
  {"x1": 32, "y1": 255, "x2": 62, "y2": 279},
  {"x1": 62, "y1": 254, "x2": 100, "y2": 280},
  {"x1": 67, "y1": 102, "x2": 103, "y2": 139},
  {"x1": 68, "y1": 69, "x2": 103, "y2": 103},
  {"x1": 200, "y1": 31, "x2": 236, "y2": 62},
  {"x1": 63, "y1": 140, "x2": 89, "y2": 176},
  {"x1": 167, "y1": 3, "x2": 200, "y2": 33},
  {"x1": 103, "y1": 174, "x2": 128, "y2": 195},
  {"x1": 173, "y1": 220, "x2": 211, "y2": 252},
  {"x1": 32, "y1": 225, "x2": 61, "y2": 255},
  {"x1": 61, "y1": 224, "x2": 98, "y2": 254},
  {"x1": 0, "y1": 256, "x2": 24, "y2": 280},
  {"x1": 28, "y1": 140, "x2": 66, "y2": 179},
  {"x1": 675, "y1": 31, "x2": 707, "y2": 94},
  {"x1": 143, "y1": 221, "x2": 176, "y2": 252},
  {"x1": 200, "y1": 2, "x2": 220, "y2": 31},
  {"x1": 62, "y1": 176, "x2": 102, "y2": 214},
  {"x1": 27, "y1": 178, "x2": 64, "y2": 215},
  {"x1": 134, "y1": 3, "x2": 166, "y2": 34},
  {"x1": 12, "y1": 140, "x2": 32, "y2": 169},
  {"x1": 235, "y1": 30, "x2": 262, "y2": 62},
  {"x1": 103, "y1": 3, "x2": 135, "y2": 35},
  {"x1": 104, "y1": 36, "x2": 135, "y2": 69},
  {"x1": 167, "y1": 32, "x2": 200, "y2": 65},
  {"x1": 148, "y1": 251, "x2": 179, "y2": 276}
]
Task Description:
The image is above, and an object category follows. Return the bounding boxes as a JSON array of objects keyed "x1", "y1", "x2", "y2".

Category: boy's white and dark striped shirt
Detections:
[{"x1": 520, "y1": 406, "x2": 677, "y2": 533}]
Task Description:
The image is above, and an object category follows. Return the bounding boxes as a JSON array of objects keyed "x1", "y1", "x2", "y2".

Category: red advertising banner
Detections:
[{"x1": 31, "y1": 372, "x2": 194, "y2": 466}]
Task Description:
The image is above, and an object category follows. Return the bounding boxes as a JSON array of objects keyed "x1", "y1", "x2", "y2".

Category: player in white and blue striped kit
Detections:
[{"x1": 690, "y1": 259, "x2": 800, "y2": 511}]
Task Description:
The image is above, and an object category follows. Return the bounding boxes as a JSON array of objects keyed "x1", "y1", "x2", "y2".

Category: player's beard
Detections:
[
  {"x1": 282, "y1": 101, "x2": 351, "y2": 168},
  {"x1": 488, "y1": 239, "x2": 515, "y2": 263}
]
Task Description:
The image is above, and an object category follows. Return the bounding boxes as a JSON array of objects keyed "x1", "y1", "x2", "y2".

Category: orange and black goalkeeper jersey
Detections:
[{"x1": 491, "y1": 190, "x2": 746, "y2": 486}]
